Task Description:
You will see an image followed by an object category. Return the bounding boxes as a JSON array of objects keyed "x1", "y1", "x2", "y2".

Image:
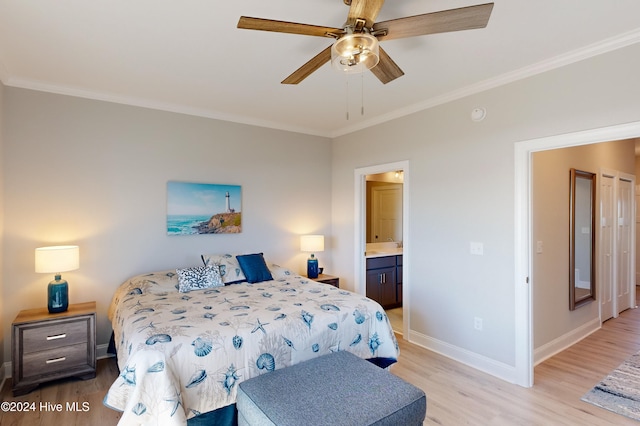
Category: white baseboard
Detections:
[
  {"x1": 97, "y1": 343, "x2": 112, "y2": 360},
  {"x1": 533, "y1": 317, "x2": 601, "y2": 365},
  {"x1": 407, "y1": 329, "x2": 518, "y2": 384},
  {"x1": 1, "y1": 343, "x2": 114, "y2": 381}
]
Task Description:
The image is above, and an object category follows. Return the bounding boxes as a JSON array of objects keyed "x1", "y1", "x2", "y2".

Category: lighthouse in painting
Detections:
[{"x1": 225, "y1": 191, "x2": 232, "y2": 213}]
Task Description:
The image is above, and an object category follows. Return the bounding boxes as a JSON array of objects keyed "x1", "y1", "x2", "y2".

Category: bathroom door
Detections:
[{"x1": 371, "y1": 185, "x2": 402, "y2": 242}]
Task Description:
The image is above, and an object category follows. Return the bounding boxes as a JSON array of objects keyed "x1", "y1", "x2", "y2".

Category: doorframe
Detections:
[
  {"x1": 355, "y1": 160, "x2": 410, "y2": 337},
  {"x1": 514, "y1": 121, "x2": 640, "y2": 387}
]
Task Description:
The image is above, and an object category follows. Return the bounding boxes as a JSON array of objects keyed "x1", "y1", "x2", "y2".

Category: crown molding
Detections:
[
  {"x1": 3, "y1": 76, "x2": 330, "y2": 138},
  {"x1": 3, "y1": 28, "x2": 640, "y2": 139},
  {"x1": 330, "y1": 28, "x2": 640, "y2": 138}
]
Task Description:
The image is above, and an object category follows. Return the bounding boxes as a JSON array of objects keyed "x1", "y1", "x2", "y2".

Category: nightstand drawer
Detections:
[
  {"x1": 22, "y1": 318, "x2": 89, "y2": 353},
  {"x1": 12, "y1": 302, "x2": 97, "y2": 396},
  {"x1": 22, "y1": 343, "x2": 89, "y2": 377}
]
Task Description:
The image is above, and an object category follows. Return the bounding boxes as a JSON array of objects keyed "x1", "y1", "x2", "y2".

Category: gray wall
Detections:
[
  {"x1": 1, "y1": 88, "x2": 332, "y2": 361},
  {"x1": 330, "y1": 42, "x2": 640, "y2": 376},
  {"x1": 2, "y1": 42, "x2": 640, "y2": 384}
]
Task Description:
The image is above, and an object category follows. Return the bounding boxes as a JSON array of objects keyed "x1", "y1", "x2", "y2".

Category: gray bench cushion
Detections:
[{"x1": 237, "y1": 351, "x2": 426, "y2": 426}]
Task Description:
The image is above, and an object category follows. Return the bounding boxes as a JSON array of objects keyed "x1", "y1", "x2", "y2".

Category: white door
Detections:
[
  {"x1": 600, "y1": 173, "x2": 615, "y2": 321},
  {"x1": 616, "y1": 176, "x2": 634, "y2": 313},
  {"x1": 371, "y1": 185, "x2": 402, "y2": 243}
]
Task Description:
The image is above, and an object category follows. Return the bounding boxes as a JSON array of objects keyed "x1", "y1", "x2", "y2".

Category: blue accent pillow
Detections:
[{"x1": 236, "y1": 253, "x2": 273, "y2": 283}]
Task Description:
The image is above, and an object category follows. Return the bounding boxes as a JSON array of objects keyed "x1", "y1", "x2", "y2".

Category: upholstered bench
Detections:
[{"x1": 236, "y1": 350, "x2": 426, "y2": 426}]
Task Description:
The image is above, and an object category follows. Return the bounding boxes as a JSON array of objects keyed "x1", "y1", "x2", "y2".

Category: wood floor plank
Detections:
[{"x1": 2, "y1": 292, "x2": 640, "y2": 425}]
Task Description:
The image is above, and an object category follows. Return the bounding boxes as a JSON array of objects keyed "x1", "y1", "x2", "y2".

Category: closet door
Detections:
[
  {"x1": 600, "y1": 173, "x2": 615, "y2": 321},
  {"x1": 616, "y1": 176, "x2": 634, "y2": 313}
]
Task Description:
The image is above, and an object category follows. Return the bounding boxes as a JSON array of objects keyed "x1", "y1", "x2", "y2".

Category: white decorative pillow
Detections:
[
  {"x1": 269, "y1": 264, "x2": 296, "y2": 281},
  {"x1": 176, "y1": 265, "x2": 223, "y2": 293},
  {"x1": 201, "y1": 253, "x2": 247, "y2": 284}
]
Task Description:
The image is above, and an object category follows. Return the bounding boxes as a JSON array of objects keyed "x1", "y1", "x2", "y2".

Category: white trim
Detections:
[
  {"x1": 2, "y1": 77, "x2": 330, "y2": 139},
  {"x1": 533, "y1": 317, "x2": 600, "y2": 365},
  {"x1": 514, "y1": 120, "x2": 640, "y2": 387},
  {"x1": 97, "y1": 343, "x2": 112, "y2": 360},
  {"x1": 4, "y1": 30, "x2": 639, "y2": 139},
  {"x1": 331, "y1": 29, "x2": 640, "y2": 137},
  {"x1": 354, "y1": 160, "x2": 410, "y2": 337},
  {"x1": 408, "y1": 329, "x2": 517, "y2": 384}
]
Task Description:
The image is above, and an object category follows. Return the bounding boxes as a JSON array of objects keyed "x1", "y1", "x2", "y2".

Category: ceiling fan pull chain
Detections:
[
  {"x1": 345, "y1": 75, "x2": 350, "y2": 120},
  {"x1": 361, "y1": 72, "x2": 365, "y2": 116}
]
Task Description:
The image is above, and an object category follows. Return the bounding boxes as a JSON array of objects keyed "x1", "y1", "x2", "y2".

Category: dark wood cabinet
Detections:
[
  {"x1": 12, "y1": 302, "x2": 97, "y2": 396},
  {"x1": 366, "y1": 255, "x2": 402, "y2": 309}
]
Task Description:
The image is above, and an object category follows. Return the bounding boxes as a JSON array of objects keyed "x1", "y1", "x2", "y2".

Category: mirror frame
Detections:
[{"x1": 569, "y1": 168, "x2": 596, "y2": 310}]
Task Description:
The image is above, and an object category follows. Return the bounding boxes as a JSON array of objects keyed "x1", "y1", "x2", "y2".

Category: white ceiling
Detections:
[{"x1": 1, "y1": 0, "x2": 640, "y2": 138}]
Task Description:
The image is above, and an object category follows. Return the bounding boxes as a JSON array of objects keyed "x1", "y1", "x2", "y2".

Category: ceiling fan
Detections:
[{"x1": 237, "y1": 0, "x2": 494, "y2": 85}]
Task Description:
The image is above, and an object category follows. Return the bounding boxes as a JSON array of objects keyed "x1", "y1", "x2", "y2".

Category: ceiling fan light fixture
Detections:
[{"x1": 331, "y1": 32, "x2": 379, "y2": 74}]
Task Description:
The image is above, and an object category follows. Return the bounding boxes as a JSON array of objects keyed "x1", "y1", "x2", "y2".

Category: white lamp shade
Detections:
[
  {"x1": 300, "y1": 235, "x2": 324, "y2": 253},
  {"x1": 35, "y1": 245, "x2": 80, "y2": 273}
]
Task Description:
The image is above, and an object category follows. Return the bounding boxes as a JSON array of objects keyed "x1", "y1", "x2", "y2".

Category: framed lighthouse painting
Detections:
[{"x1": 166, "y1": 181, "x2": 242, "y2": 235}]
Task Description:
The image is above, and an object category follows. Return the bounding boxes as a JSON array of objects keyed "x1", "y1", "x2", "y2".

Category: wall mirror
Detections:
[{"x1": 569, "y1": 168, "x2": 596, "y2": 310}]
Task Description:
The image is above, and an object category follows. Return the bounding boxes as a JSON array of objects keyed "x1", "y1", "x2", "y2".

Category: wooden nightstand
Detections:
[
  {"x1": 310, "y1": 274, "x2": 340, "y2": 288},
  {"x1": 12, "y1": 301, "x2": 97, "y2": 396}
]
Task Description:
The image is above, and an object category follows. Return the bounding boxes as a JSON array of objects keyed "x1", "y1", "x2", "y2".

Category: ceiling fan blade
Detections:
[
  {"x1": 370, "y1": 47, "x2": 404, "y2": 84},
  {"x1": 373, "y1": 3, "x2": 494, "y2": 41},
  {"x1": 238, "y1": 16, "x2": 341, "y2": 38},
  {"x1": 347, "y1": 0, "x2": 385, "y2": 28},
  {"x1": 281, "y1": 46, "x2": 332, "y2": 84}
]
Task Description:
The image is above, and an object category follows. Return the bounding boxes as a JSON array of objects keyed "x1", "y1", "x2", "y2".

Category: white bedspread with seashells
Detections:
[{"x1": 104, "y1": 265, "x2": 399, "y2": 425}]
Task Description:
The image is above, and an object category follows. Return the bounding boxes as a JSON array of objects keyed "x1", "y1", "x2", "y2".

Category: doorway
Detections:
[
  {"x1": 514, "y1": 120, "x2": 640, "y2": 387},
  {"x1": 354, "y1": 160, "x2": 410, "y2": 338},
  {"x1": 367, "y1": 172, "x2": 403, "y2": 333}
]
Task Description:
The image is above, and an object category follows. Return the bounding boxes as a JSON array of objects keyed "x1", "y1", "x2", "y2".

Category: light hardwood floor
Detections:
[
  {"x1": 3, "y1": 295, "x2": 640, "y2": 425},
  {"x1": 387, "y1": 306, "x2": 403, "y2": 334}
]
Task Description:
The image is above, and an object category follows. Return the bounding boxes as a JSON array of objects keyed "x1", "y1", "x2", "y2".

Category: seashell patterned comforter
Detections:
[{"x1": 104, "y1": 266, "x2": 399, "y2": 425}]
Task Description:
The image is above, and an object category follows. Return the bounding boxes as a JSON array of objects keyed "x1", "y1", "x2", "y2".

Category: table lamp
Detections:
[
  {"x1": 300, "y1": 235, "x2": 324, "y2": 279},
  {"x1": 35, "y1": 245, "x2": 80, "y2": 313}
]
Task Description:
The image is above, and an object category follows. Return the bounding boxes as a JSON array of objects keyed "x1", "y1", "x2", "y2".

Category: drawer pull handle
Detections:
[
  {"x1": 46, "y1": 333, "x2": 67, "y2": 341},
  {"x1": 46, "y1": 357, "x2": 66, "y2": 364}
]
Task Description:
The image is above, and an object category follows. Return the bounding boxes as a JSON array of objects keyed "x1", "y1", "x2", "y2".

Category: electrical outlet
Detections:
[{"x1": 474, "y1": 317, "x2": 483, "y2": 331}]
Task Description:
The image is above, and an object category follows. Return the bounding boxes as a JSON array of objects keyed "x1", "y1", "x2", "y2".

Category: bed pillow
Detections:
[
  {"x1": 201, "y1": 253, "x2": 247, "y2": 284},
  {"x1": 269, "y1": 264, "x2": 295, "y2": 281},
  {"x1": 236, "y1": 253, "x2": 273, "y2": 283},
  {"x1": 176, "y1": 265, "x2": 223, "y2": 293}
]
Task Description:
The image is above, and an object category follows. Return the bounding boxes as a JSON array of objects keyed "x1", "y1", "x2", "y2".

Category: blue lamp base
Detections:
[
  {"x1": 48, "y1": 275, "x2": 69, "y2": 313},
  {"x1": 307, "y1": 255, "x2": 319, "y2": 279}
]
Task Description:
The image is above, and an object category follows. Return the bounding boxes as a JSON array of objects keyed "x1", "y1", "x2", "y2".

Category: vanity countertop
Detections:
[{"x1": 365, "y1": 248, "x2": 403, "y2": 259}]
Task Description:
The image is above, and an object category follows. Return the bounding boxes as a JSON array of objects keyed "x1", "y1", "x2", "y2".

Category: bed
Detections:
[{"x1": 104, "y1": 253, "x2": 399, "y2": 425}]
